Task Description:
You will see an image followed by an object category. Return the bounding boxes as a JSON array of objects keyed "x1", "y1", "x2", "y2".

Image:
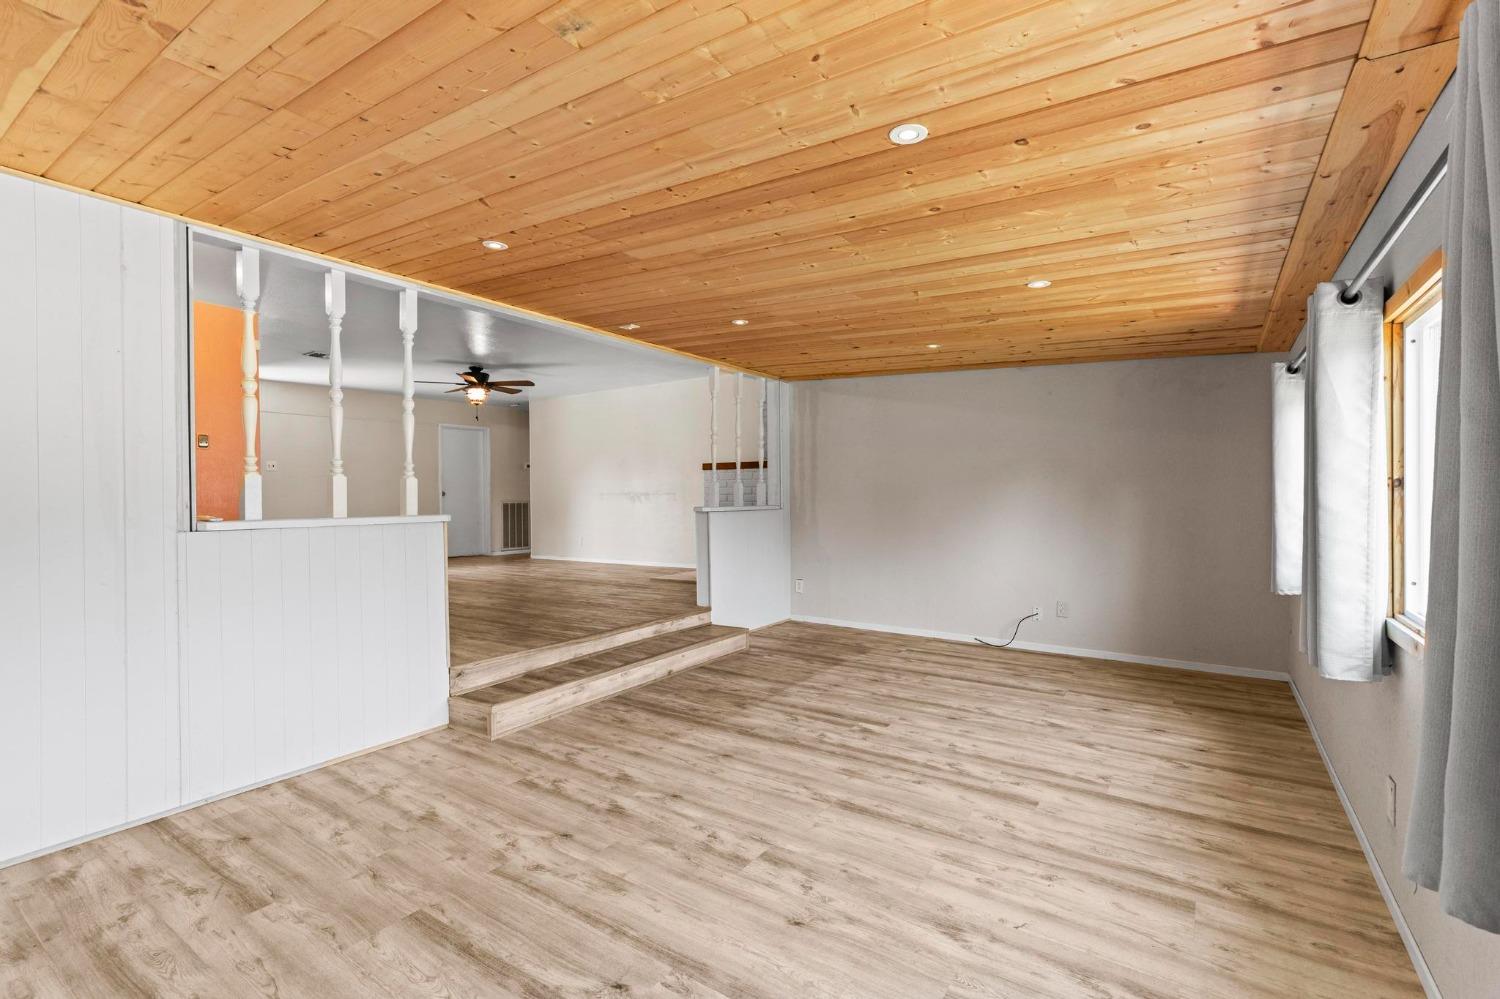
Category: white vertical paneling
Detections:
[
  {"x1": 177, "y1": 522, "x2": 448, "y2": 803},
  {"x1": 403, "y1": 526, "x2": 430, "y2": 735},
  {"x1": 424, "y1": 524, "x2": 451, "y2": 729},
  {"x1": 381, "y1": 526, "x2": 407, "y2": 743},
  {"x1": 250, "y1": 531, "x2": 286, "y2": 778},
  {"x1": 0, "y1": 174, "x2": 43, "y2": 860},
  {"x1": 183, "y1": 537, "x2": 223, "y2": 802},
  {"x1": 0, "y1": 173, "x2": 450, "y2": 869},
  {"x1": 280, "y1": 529, "x2": 314, "y2": 771},
  {"x1": 35, "y1": 184, "x2": 88, "y2": 846},
  {"x1": 334, "y1": 527, "x2": 365, "y2": 755},
  {"x1": 218, "y1": 532, "x2": 256, "y2": 791},
  {"x1": 358, "y1": 527, "x2": 389, "y2": 743},
  {"x1": 159, "y1": 217, "x2": 183, "y2": 813},
  {"x1": 80, "y1": 196, "x2": 129, "y2": 831},
  {"x1": 306, "y1": 528, "x2": 340, "y2": 763},
  {"x1": 123, "y1": 209, "x2": 176, "y2": 819}
]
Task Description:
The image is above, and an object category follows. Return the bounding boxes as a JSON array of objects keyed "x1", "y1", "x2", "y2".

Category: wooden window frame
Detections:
[{"x1": 1385, "y1": 248, "x2": 1444, "y2": 630}]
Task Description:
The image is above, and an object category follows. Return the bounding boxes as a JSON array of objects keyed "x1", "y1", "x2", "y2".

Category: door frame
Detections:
[{"x1": 437, "y1": 423, "x2": 491, "y2": 556}]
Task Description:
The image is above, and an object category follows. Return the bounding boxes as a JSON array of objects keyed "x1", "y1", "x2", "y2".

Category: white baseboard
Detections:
[
  {"x1": 0, "y1": 724, "x2": 447, "y2": 872},
  {"x1": 1289, "y1": 680, "x2": 1439, "y2": 998},
  {"x1": 789, "y1": 614, "x2": 1289, "y2": 681},
  {"x1": 530, "y1": 554, "x2": 696, "y2": 569}
]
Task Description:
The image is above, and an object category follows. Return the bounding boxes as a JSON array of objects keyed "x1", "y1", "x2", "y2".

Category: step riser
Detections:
[
  {"x1": 450, "y1": 611, "x2": 711, "y2": 694},
  {"x1": 489, "y1": 633, "x2": 747, "y2": 739},
  {"x1": 448, "y1": 632, "x2": 747, "y2": 741}
]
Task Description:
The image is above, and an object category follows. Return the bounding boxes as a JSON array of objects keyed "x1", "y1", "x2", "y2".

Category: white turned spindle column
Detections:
[
  {"x1": 758, "y1": 378, "x2": 768, "y2": 506},
  {"x1": 325, "y1": 270, "x2": 347, "y2": 517},
  {"x1": 399, "y1": 288, "x2": 419, "y2": 515},
  {"x1": 734, "y1": 372, "x2": 744, "y2": 506},
  {"x1": 235, "y1": 248, "x2": 262, "y2": 521},
  {"x1": 709, "y1": 367, "x2": 719, "y2": 508}
]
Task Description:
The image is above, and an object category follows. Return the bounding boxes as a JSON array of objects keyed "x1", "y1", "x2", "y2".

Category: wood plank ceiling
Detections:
[{"x1": 0, "y1": 0, "x2": 1465, "y2": 378}]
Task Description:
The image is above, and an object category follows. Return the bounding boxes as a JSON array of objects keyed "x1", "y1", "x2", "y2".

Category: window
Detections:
[{"x1": 1387, "y1": 251, "x2": 1443, "y2": 629}]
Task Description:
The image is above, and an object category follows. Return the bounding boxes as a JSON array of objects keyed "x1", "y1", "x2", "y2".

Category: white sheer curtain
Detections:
[
  {"x1": 1301, "y1": 282, "x2": 1389, "y2": 681},
  {"x1": 1271, "y1": 362, "x2": 1304, "y2": 595}
]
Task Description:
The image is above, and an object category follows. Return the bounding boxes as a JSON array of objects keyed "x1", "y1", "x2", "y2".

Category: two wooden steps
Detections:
[{"x1": 449, "y1": 611, "x2": 747, "y2": 740}]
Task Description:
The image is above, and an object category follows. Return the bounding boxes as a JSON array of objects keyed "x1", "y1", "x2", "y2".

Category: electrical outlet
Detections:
[
  {"x1": 1387, "y1": 776, "x2": 1398, "y2": 827},
  {"x1": 1031, "y1": 605, "x2": 1042, "y2": 620},
  {"x1": 1055, "y1": 600, "x2": 1070, "y2": 619},
  {"x1": 264, "y1": 459, "x2": 278, "y2": 471},
  {"x1": 795, "y1": 578, "x2": 805, "y2": 594}
]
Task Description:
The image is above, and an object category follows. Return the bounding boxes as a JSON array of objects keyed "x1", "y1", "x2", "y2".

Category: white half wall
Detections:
[
  {"x1": 181, "y1": 521, "x2": 449, "y2": 803},
  {"x1": 0, "y1": 173, "x2": 451, "y2": 869},
  {"x1": 697, "y1": 381, "x2": 793, "y2": 629},
  {"x1": 791, "y1": 355, "x2": 1291, "y2": 674},
  {"x1": 529, "y1": 377, "x2": 708, "y2": 566}
]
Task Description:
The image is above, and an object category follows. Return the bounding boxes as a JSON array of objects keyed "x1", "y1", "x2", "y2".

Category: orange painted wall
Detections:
[{"x1": 194, "y1": 301, "x2": 257, "y2": 521}]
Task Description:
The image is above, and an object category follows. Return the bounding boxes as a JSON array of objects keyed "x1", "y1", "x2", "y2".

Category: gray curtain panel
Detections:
[
  {"x1": 1272, "y1": 362, "x2": 1304, "y2": 594},
  {"x1": 1302, "y1": 282, "x2": 1389, "y2": 681},
  {"x1": 1404, "y1": 0, "x2": 1500, "y2": 935}
]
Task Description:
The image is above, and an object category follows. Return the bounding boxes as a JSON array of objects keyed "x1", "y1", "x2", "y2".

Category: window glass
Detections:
[{"x1": 1401, "y1": 299, "x2": 1441, "y2": 623}]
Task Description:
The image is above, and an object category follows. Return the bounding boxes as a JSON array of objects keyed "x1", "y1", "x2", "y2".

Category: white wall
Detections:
[
  {"x1": 700, "y1": 384, "x2": 793, "y2": 629},
  {"x1": 1288, "y1": 79, "x2": 1500, "y2": 999},
  {"x1": 0, "y1": 174, "x2": 450, "y2": 869},
  {"x1": 259, "y1": 380, "x2": 529, "y2": 551},
  {"x1": 0, "y1": 174, "x2": 182, "y2": 862},
  {"x1": 791, "y1": 355, "x2": 1291, "y2": 675},
  {"x1": 530, "y1": 377, "x2": 704, "y2": 566},
  {"x1": 182, "y1": 522, "x2": 448, "y2": 803}
]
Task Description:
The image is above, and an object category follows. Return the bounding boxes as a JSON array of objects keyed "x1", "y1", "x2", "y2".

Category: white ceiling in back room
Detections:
[{"x1": 192, "y1": 237, "x2": 708, "y2": 402}]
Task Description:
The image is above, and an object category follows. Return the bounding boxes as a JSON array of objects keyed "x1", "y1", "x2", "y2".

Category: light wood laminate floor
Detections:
[
  {"x1": 447, "y1": 556, "x2": 700, "y2": 667},
  {"x1": 0, "y1": 622, "x2": 1419, "y2": 998}
]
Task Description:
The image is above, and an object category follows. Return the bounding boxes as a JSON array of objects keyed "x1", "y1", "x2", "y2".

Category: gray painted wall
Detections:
[
  {"x1": 790, "y1": 353, "x2": 1290, "y2": 673},
  {"x1": 1288, "y1": 79, "x2": 1500, "y2": 998}
]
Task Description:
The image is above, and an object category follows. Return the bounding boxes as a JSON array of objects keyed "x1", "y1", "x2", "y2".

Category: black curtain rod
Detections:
[{"x1": 1286, "y1": 146, "x2": 1449, "y2": 375}]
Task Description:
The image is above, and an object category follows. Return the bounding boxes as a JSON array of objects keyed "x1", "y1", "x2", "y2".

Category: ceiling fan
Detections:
[{"x1": 417, "y1": 365, "x2": 534, "y2": 419}]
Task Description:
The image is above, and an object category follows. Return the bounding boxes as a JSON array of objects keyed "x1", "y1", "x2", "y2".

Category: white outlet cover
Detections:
[
  {"x1": 1056, "y1": 600, "x2": 1069, "y2": 618},
  {"x1": 795, "y1": 578, "x2": 805, "y2": 593}
]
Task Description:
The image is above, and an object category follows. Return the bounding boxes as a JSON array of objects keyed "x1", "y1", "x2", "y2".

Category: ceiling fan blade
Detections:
[
  {"x1": 458, "y1": 371, "x2": 481, "y2": 384},
  {"x1": 487, "y1": 380, "x2": 535, "y2": 387},
  {"x1": 416, "y1": 379, "x2": 460, "y2": 385},
  {"x1": 490, "y1": 385, "x2": 522, "y2": 395},
  {"x1": 444, "y1": 387, "x2": 468, "y2": 393}
]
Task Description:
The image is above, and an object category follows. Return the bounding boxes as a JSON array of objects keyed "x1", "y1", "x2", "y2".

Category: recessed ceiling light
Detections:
[
  {"x1": 1026, "y1": 279, "x2": 1052, "y2": 289},
  {"x1": 619, "y1": 323, "x2": 641, "y2": 330},
  {"x1": 888, "y1": 123, "x2": 929, "y2": 145},
  {"x1": 926, "y1": 344, "x2": 940, "y2": 349},
  {"x1": 730, "y1": 318, "x2": 750, "y2": 326},
  {"x1": 481, "y1": 239, "x2": 509, "y2": 251}
]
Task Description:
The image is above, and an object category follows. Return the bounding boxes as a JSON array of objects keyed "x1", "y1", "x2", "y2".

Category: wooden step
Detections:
[
  {"x1": 449, "y1": 625, "x2": 747, "y2": 741},
  {"x1": 449, "y1": 609, "x2": 711, "y2": 694}
]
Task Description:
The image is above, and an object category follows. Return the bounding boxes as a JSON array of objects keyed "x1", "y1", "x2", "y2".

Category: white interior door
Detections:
[{"x1": 439, "y1": 425, "x2": 489, "y2": 556}]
